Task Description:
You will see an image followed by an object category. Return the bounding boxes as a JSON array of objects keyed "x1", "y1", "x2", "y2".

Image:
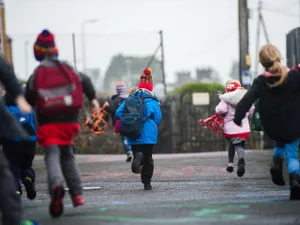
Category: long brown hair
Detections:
[{"x1": 259, "y1": 44, "x2": 288, "y2": 87}]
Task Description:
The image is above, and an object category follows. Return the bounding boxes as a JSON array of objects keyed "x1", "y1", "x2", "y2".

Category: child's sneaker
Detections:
[
  {"x1": 226, "y1": 163, "x2": 234, "y2": 173},
  {"x1": 144, "y1": 183, "x2": 152, "y2": 190},
  {"x1": 226, "y1": 166, "x2": 234, "y2": 173},
  {"x1": 72, "y1": 193, "x2": 85, "y2": 207},
  {"x1": 270, "y1": 156, "x2": 285, "y2": 186},
  {"x1": 126, "y1": 153, "x2": 133, "y2": 162},
  {"x1": 237, "y1": 158, "x2": 246, "y2": 177},
  {"x1": 49, "y1": 185, "x2": 65, "y2": 218},
  {"x1": 289, "y1": 172, "x2": 300, "y2": 200},
  {"x1": 23, "y1": 177, "x2": 37, "y2": 200}
]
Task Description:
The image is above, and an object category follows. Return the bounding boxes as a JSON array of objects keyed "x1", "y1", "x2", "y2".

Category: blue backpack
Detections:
[
  {"x1": 120, "y1": 90, "x2": 156, "y2": 139},
  {"x1": 5, "y1": 105, "x2": 37, "y2": 142}
]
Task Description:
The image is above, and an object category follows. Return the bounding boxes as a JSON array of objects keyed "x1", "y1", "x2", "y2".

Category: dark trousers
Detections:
[
  {"x1": 227, "y1": 138, "x2": 245, "y2": 163},
  {"x1": 2, "y1": 142, "x2": 36, "y2": 194},
  {"x1": 132, "y1": 144, "x2": 154, "y2": 184},
  {"x1": 0, "y1": 151, "x2": 22, "y2": 225}
]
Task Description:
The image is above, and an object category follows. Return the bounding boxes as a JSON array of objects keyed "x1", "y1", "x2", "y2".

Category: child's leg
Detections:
[
  {"x1": 131, "y1": 145, "x2": 143, "y2": 174},
  {"x1": 2, "y1": 149, "x2": 22, "y2": 194},
  {"x1": 120, "y1": 136, "x2": 133, "y2": 162},
  {"x1": 60, "y1": 145, "x2": 84, "y2": 207},
  {"x1": 141, "y1": 144, "x2": 154, "y2": 190},
  {"x1": 270, "y1": 142, "x2": 285, "y2": 186},
  {"x1": 285, "y1": 139, "x2": 300, "y2": 200},
  {"x1": 0, "y1": 151, "x2": 22, "y2": 225},
  {"x1": 226, "y1": 140, "x2": 235, "y2": 173},
  {"x1": 231, "y1": 138, "x2": 246, "y2": 177},
  {"x1": 44, "y1": 145, "x2": 65, "y2": 217},
  {"x1": 284, "y1": 140, "x2": 299, "y2": 175},
  {"x1": 21, "y1": 153, "x2": 36, "y2": 200},
  {"x1": 228, "y1": 141, "x2": 235, "y2": 164}
]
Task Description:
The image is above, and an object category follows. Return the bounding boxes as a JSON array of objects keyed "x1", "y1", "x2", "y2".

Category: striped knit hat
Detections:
[
  {"x1": 33, "y1": 29, "x2": 58, "y2": 61},
  {"x1": 116, "y1": 81, "x2": 128, "y2": 98},
  {"x1": 137, "y1": 68, "x2": 153, "y2": 91}
]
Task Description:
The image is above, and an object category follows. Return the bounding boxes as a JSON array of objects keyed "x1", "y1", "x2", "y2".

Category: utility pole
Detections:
[
  {"x1": 159, "y1": 30, "x2": 167, "y2": 96},
  {"x1": 0, "y1": 0, "x2": 8, "y2": 62},
  {"x1": 24, "y1": 41, "x2": 29, "y2": 77},
  {"x1": 254, "y1": 1, "x2": 262, "y2": 78},
  {"x1": 238, "y1": 0, "x2": 251, "y2": 89}
]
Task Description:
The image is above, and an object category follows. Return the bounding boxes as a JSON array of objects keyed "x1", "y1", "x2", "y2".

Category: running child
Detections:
[
  {"x1": 234, "y1": 44, "x2": 300, "y2": 200},
  {"x1": 216, "y1": 80, "x2": 254, "y2": 177},
  {"x1": 3, "y1": 84, "x2": 37, "y2": 199},
  {"x1": 25, "y1": 29, "x2": 100, "y2": 217},
  {"x1": 116, "y1": 68, "x2": 162, "y2": 190}
]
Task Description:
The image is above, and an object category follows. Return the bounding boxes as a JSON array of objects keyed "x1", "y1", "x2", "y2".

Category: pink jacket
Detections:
[{"x1": 215, "y1": 88, "x2": 254, "y2": 135}]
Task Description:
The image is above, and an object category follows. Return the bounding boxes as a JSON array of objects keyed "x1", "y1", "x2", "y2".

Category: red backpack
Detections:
[{"x1": 33, "y1": 60, "x2": 84, "y2": 116}]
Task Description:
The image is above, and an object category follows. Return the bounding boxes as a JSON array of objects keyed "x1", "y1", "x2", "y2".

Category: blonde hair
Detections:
[
  {"x1": 128, "y1": 87, "x2": 137, "y2": 96},
  {"x1": 259, "y1": 44, "x2": 287, "y2": 87}
]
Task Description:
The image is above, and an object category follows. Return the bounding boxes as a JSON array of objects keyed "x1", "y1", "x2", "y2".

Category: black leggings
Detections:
[
  {"x1": 132, "y1": 144, "x2": 154, "y2": 184},
  {"x1": 227, "y1": 138, "x2": 245, "y2": 163}
]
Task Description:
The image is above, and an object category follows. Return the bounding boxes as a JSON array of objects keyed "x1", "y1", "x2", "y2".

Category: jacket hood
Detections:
[
  {"x1": 135, "y1": 88, "x2": 158, "y2": 101},
  {"x1": 219, "y1": 88, "x2": 247, "y2": 106}
]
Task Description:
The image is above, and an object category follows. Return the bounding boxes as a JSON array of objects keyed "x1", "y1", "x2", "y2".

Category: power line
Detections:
[{"x1": 262, "y1": 8, "x2": 298, "y2": 18}]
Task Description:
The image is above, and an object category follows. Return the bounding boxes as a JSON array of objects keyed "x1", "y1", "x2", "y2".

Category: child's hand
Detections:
[
  {"x1": 15, "y1": 95, "x2": 32, "y2": 113},
  {"x1": 113, "y1": 132, "x2": 120, "y2": 136},
  {"x1": 90, "y1": 99, "x2": 100, "y2": 114}
]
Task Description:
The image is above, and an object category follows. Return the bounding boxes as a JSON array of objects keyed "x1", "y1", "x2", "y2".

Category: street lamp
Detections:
[
  {"x1": 124, "y1": 57, "x2": 133, "y2": 88},
  {"x1": 81, "y1": 19, "x2": 99, "y2": 72},
  {"x1": 24, "y1": 41, "x2": 29, "y2": 77}
]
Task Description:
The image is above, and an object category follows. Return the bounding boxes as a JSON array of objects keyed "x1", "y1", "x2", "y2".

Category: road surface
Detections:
[{"x1": 17, "y1": 150, "x2": 300, "y2": 224}]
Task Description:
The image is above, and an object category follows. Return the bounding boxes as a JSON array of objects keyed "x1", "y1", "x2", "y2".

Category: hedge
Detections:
[{"x1": 170, "y1": 82, "x2": 224, "y2": 95}]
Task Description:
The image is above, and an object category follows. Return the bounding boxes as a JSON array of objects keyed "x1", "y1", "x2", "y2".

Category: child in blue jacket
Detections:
[
  {"x1": 116, "y1": 68, "x2": 162, "y2": 190},
  {"x1": 3, "y1": 85, "x2": 37, "y2": 200}
]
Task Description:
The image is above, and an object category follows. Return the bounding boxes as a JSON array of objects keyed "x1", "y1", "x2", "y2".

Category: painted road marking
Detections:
[
  {"x1": 62, "y1": 204, "x2": 249, "y2": 223},
  {"x1": 64, "y1": 187, "x2": 101, "y2": 191}
]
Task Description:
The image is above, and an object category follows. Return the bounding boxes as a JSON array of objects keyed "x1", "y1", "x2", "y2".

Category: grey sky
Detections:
[{"x1": 5, "y1": 0, "x2": 299, "y2": 86}]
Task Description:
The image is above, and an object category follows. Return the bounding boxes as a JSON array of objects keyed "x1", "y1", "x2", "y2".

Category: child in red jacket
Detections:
[{"x1": 25, "y1": 29, "x2": 100, "y2": 218}]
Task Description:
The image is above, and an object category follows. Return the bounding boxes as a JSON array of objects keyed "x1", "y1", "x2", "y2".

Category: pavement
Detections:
[{"x1": 15, "y1": 150, "x2": 300, "y2": 224}]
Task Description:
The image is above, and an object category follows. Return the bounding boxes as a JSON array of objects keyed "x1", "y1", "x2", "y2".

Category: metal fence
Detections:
[{"x1": 154, "y1": 93, "x2": 264, "y2": 153}]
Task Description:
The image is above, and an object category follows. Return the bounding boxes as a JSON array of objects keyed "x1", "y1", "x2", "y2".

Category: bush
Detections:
[{"x1": 170, "y1": 82, "x2": 224, "y2": 95}]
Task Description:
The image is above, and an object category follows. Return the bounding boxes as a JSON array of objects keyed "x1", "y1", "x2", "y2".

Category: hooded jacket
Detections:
[
  {"x1": 115, "y1": 89, "x2": 162, "y2": 145},
  {"x1": 216, "y1": 88, "x2": 254, "y2": 136}
]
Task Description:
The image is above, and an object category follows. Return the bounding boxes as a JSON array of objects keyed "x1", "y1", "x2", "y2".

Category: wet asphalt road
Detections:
[{"x1": 15, "y1": 150, "x2": 300, "y2": 224}]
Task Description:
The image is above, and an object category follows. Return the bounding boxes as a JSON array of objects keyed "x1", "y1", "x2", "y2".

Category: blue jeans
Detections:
[
  {"x1": 273, "y1": 139, "x2": 299, "y2": 175},
  {"x1": 121, "y1": 136, "x2": 132, "y2": 156}
]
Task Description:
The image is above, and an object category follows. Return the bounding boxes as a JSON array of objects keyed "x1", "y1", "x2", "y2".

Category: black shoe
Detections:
[
  {"x1": 23, "y1": 177, "x2": 37, "y2": 200},
  {"x1": 289, "y1": 172, "x2": 300, "y2": 200},
  {"x1": 126, "y1": 154, "x2": 133, "y2": 162},
  {"x1": 237, "y1": 158, "x2": 246, "y2": 177},
  {"x1": 132, "y1": 152, "x2": 143, "y2": 174},
  {"x1": 270, "y1": 156, "x2": 285, "y2": 186},
  {"x1": 144, "y1": 183, "x2": 152, "y2": 190},
  {"x1": 226, "y1": 166, "x2": 234, "y2": 173}
]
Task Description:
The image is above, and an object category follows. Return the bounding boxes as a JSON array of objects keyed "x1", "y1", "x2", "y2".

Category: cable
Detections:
[
  {"x1": 146, "y1": 43, "x2": 161, "y2": 68},
  {"x1": 262, "y1": 8, "x2": 298, "y2": 18}
]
